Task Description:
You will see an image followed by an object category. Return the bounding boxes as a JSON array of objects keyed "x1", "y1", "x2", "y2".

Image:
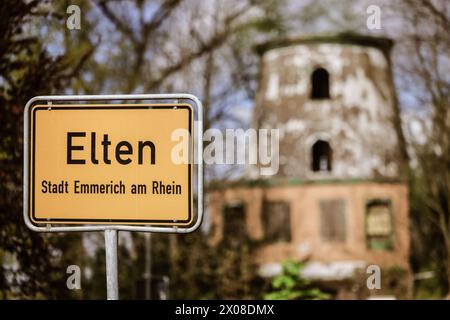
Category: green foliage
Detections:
[
  {"x1": 264, "y1": 261, "x2": 330, "y2": 300},
  {"x1": 0, "y1": 0, "x2": 88, "y2": 298},
  {"x1": 78, "y1": 227, "x2": 265, "y2": 299},
  {"x1": 147, "y1": 229, "x2": 264, "y2": 299},
  {"x1": 408, "y1": 168, "x2": 450, "y2": 295}
]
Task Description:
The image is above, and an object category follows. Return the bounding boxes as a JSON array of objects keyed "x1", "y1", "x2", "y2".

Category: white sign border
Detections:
[{"x1": 23, "y1": 94, "x2": 203, "y2": 234}]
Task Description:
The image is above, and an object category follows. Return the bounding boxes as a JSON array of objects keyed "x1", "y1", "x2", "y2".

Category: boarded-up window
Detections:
[
  {"x1": 320, "y1": 199, "x2": 346, "y2": 242},
  {"x1": 223, "y1": 203, "x2": 246, "y2": 242},
  {"x1": 262, "y1": 201, "x2": 291, "y2": 243},
  {"x1": 366, "y1": 200, "x2": 394, "y2": 250}
]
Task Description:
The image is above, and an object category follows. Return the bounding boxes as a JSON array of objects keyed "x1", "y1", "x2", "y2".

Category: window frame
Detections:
[
  {"x1": 365, "y1": 198, "x2": 395, "y2": 251},
  {"x1": 261, "y1": 200, "x2": 292, "y2": 244},
  {"x1": 319, "y1": 198, "x2": 347, "y2": 243},
  {"x1": 222, "y1": 201, "x2": 247, "y2": 242}
]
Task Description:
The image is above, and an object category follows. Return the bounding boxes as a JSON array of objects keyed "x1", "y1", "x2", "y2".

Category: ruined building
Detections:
[{"x1": 207, "y1": 34, "x2": 411, "y2": 299}]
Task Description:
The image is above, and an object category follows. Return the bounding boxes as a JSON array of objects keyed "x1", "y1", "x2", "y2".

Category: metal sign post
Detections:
[
  {"x1": 23, "y1": 94, "x2": 203, "y2": 300},
  {"x1": 144, "y1": 233, "x2": 152, "y2": 299},
  {"x1": 105, "y1": 229, "x2": 119, "y2": 300}
]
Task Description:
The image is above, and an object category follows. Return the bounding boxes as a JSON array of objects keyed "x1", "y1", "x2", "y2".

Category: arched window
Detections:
[
  {"x1": 311, "y1": 67, "x2": 330, "y2": 99},
  {"x1": 312, "y1": 140, "x2": 332, "y2": 172}
]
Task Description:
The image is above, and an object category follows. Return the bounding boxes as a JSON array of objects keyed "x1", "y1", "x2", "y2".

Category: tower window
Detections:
[
  {"x1": 312, "y1": 140, "x2": 332, "y2": 172},
  {"x1": 311, "y1": 67, "x2": 330, "y2": 99}
]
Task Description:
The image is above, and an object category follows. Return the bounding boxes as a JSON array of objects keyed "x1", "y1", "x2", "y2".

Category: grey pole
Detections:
[
  {"x1": 144, "y1": 233, "x2": 152, "y2": 299},
  {"x1": 105, "y1": 229, "x2": 119, "y2": 300}
]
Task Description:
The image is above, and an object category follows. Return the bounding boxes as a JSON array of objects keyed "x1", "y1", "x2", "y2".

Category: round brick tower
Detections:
[{"x1": 253, "y1": 33, "x2": 402, "y2": 180}]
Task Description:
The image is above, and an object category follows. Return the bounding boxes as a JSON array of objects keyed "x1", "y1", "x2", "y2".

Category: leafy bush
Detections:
[{"x1": 264, "y1": 261, "x2": 330, "y2": 300}]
